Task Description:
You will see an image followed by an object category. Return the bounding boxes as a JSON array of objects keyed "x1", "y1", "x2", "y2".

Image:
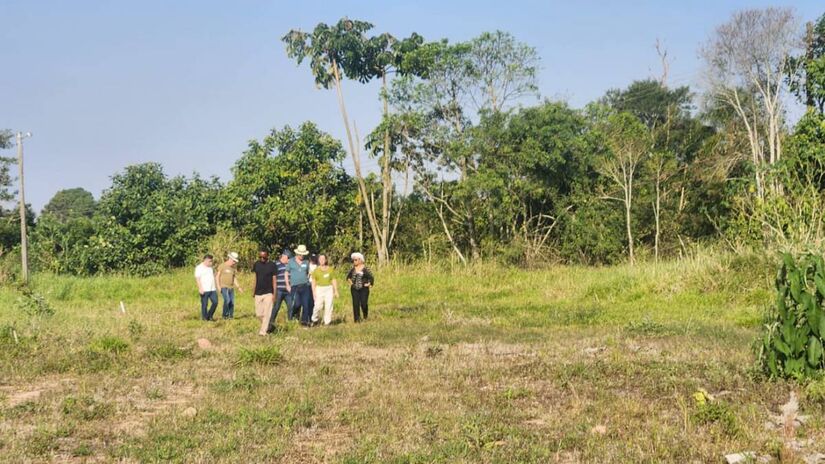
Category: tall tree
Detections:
[
  {"x1": 390, "y1": 32, "x2": 539, "y2": 262},
  {"x1": 283, "y1": 19, "x2": 428, "y2": 265},
  {"x1": 787, "y1": 12, "x2": 825, "y2": 113},
  {"x1": 701, "y1": 7, "x2": 800, "y2": 198},
  {"x1": 41, "y1": 188, "x2": 96, "y2": 222},
  {"x1": 220, "y1": 122, "x2": 354, "y2": 253},
  {"x1": 92, "y1": 163, "x2": 221, "y2": 275},
  {"x1": 595, "y1": 112, "x2": 652, "y2": 265},
  {"x1": 0, "y1": 129, "x2": 14, "y2": 204}
]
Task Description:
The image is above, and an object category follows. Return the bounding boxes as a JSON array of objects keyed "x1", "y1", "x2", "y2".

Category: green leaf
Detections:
[
  {"x1": 774, "y1": 339, "x2": 791, "y2": 356},
  {"x1": 789, "y1": 270, "x2": 802, "y2": 303},
  {"x1": 808, "y1": 336, "x2": 823, "y2": 367},
  {"x1": 777, "y1": 292, "x2": 788, "y2": 319},
  {"x1": 785, "y1": 358, "x2": 805, "y2": 377},
  {"x1": 819, "y1": 316, "x2": 825, "y2": 342},
  {"x1": 768, "y1": 350, "x2": 779, "y2": 377}
]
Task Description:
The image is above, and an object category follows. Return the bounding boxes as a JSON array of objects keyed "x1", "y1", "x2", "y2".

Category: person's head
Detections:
[
  {"x1": 318, "y1": 254, "x2": 327, "y2": 266},
  {"x1": 227, "y1": 251, "x2": 239, "y2": 266},
  {"x1": 294, "y1": 244, "x2": 309, "y2": 260},
  {"x1": 309, "y1": 254, "x2": 319, "y2": 266},
  {"x1": 203, "y1": 254, "x2": 214, "y2": 267},
  {"x1": 258, "y1": 250, "x2": 269, "y2": 262},
  {"x1": 279, "y1": 253, "x2": 289, "y2": 264},
  {"x1": 351, "y1": 252, "x2": 365, "y2": 266}
]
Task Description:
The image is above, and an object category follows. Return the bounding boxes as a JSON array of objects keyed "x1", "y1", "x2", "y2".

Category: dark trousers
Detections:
[
  {"x1": 351, "y1": 287, "x2": 370, "y2": 322},
  {"x1": 220, "y1": 288, "x2": 235, "y2": 319},
  {"x1": 292, "y1": 284, "x2": 312, "y2": 325},
  {"x1": 267, "y1": 288, "x2": 292, "y2": 331},
  {"x1": 200, "y1": 291, "x2": 217, "y2": 320}
]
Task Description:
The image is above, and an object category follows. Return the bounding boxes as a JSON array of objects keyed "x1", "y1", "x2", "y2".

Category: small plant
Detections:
[
  {"x1": 15, "y1": 290, "x2": 55, "y2": 317},
  {"x1": 127, "y1": 320, "x2": 146, "y2": 340},
  {"x1": 236, "y1": 346, "x2": 284, "y2": 366},
  {"x1": 147, "y1": 342, "x2": 192, "y2": 361},
  {"x1": 759, "y1": 253, "x2": 825, "y2": 379},
  {"x1": 88, "y1": 336, "x2": 130, "y2": 356},
  {"x1": 61, "y1": 395, "x2": 114, "y2": 421},
  {"x1": 804, "y1": 377, "x2": 825, "y2": 405},
  {"x1": 691, "y1": 389, "x2": 739, "y2": 436}
]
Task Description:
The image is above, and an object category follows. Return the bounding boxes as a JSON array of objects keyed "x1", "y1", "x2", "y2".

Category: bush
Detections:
[
  {"x1": 14, "y1": 290, "x2": 55, "y2": 317},
  {"x1": 236, "y1": 346, "x2": 284, "y2": 366},
  {"x1": 147, "y1": 342, "x2": 192, "y2": 361},
  {"x1": 88, "y1": 336, "x2": 130, "y2": 355},
  {"x1": 759, "y1": 253, "x2": 825, "y2": 379}
]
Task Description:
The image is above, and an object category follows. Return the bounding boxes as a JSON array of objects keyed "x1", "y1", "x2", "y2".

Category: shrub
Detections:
[
  {"x1": 147, "y1": 343, "x2": 192, "y2": 361},
  {"x1": 236, "y1": 346, "x2": 284, "y2": 366},
  {"x1": 61, "y1": 395, "x2": 114, "y2": 421},
  {"x1": 88, "y1": 336, "x2": 130, "y2": 355},
  {"x1": 759, "y1": 253, "x2": 825, "y2": 379},
  {"x1": 14, "y1": 290, "x2": 55, "y2": 317}
]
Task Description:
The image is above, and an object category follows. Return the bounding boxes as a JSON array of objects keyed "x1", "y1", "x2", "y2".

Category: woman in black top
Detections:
[{"x1": 346, "y1": 252, "x2": 374, "y2": 322}]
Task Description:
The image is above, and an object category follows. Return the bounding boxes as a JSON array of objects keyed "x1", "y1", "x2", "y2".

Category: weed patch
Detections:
[{"x1": 236, "y1": 345, "x2": 284, "y2": 366}]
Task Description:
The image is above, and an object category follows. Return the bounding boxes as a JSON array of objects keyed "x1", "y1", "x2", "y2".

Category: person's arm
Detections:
[
  {"x1": 285, "y1": 268, "x2": 291, "y2": 293},
  {"x1": 271, "y1": 270, "x2": 277, "y2": 294},
  {"x1": 333, "y1": 278, "x2": 339, "y2": 298},
  {"x1": 195, "y1": 269, "x2": 204, "y2": 295},
  {"x1": 346, "y1": 268, "x2": 353, "y2": 286},
  {"x1": 216, "y1": 268, "x2": 222, "y2": 292},
  {"x1": 364, "y1": 268, "x2": 373, "y2": 287},
  {"x1": 234, "y1": 273, "x2": 242, "y2": 292},
  {"x1": 311, "y1": 275, "x2": 317, "y2": 300}
]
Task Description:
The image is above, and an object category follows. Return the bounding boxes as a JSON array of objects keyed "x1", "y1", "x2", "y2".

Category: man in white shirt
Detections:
[{"x1": 194, "y1": 254, "x2": 218, "y2": 321}]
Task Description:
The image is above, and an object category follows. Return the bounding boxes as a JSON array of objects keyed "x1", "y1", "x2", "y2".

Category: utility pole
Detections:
[{"x1": 16, "y1": 132, "x2": 32, "y2": 284}]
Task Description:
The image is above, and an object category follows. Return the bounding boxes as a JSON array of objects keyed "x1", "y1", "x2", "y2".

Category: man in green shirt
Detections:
[{"x1": 216, "y1": 252, "x2": 242, "y2": 319}]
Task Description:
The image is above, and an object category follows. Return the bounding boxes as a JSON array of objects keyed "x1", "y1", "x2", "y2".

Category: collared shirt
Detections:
[{"x1": 286, "y1": 258, "x2": 310, "y2": 286}]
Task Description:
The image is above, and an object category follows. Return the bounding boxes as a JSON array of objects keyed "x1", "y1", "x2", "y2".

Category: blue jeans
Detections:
[
  {"x1": 221, "y1": 288, "x2": 235, "y2": 319},
  {"x1": 200, "y1": 291, "x2": 217, "y2": 320},
  {"x1": 266, "y1": 288, "x2": 292, "y2": 331},
  {"x1": 292, "y1": 284, "x2": 312, "y2": 325}
]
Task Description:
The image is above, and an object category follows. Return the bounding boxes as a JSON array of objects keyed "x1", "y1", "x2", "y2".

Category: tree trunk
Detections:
[
  {"x1": 625, "y1": 181, "x2": 635, "y2": 266},
  {"x1": 653, "y1": 173, "x2": 661, "y2": 263},
  {"x1": 380, "y1": 73, "x2": 392, "y2": 262},
  {"x1": 330, "y1": 59, "x2": 386, "y2": 264}
]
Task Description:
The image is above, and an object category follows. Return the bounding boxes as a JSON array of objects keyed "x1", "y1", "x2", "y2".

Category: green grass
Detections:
[{"x1": 1, "y1": 253, "x2": 823, "y2": 462}]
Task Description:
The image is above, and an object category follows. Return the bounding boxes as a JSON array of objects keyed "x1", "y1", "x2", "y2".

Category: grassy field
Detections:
[{"x1": 1, "y1": 253, "x2": 824, "y2": 463}]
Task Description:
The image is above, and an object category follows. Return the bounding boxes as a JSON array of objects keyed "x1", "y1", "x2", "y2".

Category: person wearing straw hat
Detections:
[
  {"x1": 346, "y1": 252, "x2": 374, "y2": 322},
  {"x1": 285, "y1": 244, "x2": 313, "y2": 327},
  {"x1": 216, "y1": 252, "x2": 243, "y2": 320}
]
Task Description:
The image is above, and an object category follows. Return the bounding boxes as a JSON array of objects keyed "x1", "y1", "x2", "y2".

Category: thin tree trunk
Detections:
[
  {"x1": 380, "y1": 72, "x2": 392, "y2": 261},
  {"x1": 654, "y1": 174, "x2": 661, "y2": 263},
  {"x1": 331, "y1": 59, "x2": 386, "y2": 263},
  {"x1": 625, "y1": 178, "x2": 635, "y2": 266}
]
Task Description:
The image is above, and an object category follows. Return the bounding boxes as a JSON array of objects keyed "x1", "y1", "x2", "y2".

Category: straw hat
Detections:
[
  {"x1": 227, "y1": 252, "x2": 240, "y2": 262},
  {"x1": 294, "y1": 245, "x2": 310, "y2": 256}
]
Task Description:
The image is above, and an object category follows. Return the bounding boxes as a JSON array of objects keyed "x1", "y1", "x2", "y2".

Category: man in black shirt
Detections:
[{"x1": 251, "y1": 251, "x2": 277, "y2": 336}]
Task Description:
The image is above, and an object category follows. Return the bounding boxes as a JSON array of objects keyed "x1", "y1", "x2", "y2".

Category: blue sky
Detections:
[{"x1": 1, "y1": 0, "x2": 821, "y2": 211}]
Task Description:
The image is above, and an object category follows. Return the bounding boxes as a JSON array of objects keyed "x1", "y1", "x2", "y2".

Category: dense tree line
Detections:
[{"x1": 0, "y1": 8, "x2": 824, "y2": 275}]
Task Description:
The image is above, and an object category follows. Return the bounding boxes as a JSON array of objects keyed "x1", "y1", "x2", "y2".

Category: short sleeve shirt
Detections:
[
  {"x1": 251, "y1": 261, "x2": 277, "y2": 295},
  {"x1": 275, "y1": 261, "x2": 288, "y2": 290},
  {"x1": 311, "y1": 266, "x2": 335, "y2": 287},
  {"x1": 216, "y1": 263, "x2": 237, "y2": 288},
  {"x1": 194, "y1": 263, "x2": 216, "y2": 292},
  {"x1": 286, "y1": 258, "x2": 310, "y2": 286}
]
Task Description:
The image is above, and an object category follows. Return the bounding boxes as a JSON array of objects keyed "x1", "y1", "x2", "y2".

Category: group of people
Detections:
[{"x1": 193, "y1": 246, "x2": 374, "y2": 336}]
